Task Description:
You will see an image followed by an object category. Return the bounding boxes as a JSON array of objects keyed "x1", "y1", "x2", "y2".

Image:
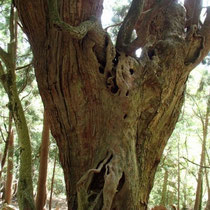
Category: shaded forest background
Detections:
[{"x1": 0, "y1": 0, "x2": 209, "y2": 209}]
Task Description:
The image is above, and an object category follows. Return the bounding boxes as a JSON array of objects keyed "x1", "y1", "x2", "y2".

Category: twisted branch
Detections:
[{"x1": 48, "y1": 0, "x2": 97, "y2": 39}]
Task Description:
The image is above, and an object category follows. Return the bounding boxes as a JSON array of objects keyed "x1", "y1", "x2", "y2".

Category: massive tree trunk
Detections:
[{"x1": 14, "y1": 0, "x2": 210, "y2": 209}]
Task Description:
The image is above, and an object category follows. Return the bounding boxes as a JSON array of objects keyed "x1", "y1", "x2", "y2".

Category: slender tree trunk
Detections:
[
  {"x1": 160, "y1": 169, "x2": 168, "y2": 206},
  {"x1": 0, "y1": 113, "x2": 12, "y2": 180},
  {"x1": 204, "y1": 103, "x2": 210, "y2": 210},
  {"x1": 36, "y1": 111, "x2": 50, "y2": 210},
  {"x1": 178, "y1": 138, "x2": 180, "y2": 210},
  {"x1": 0, "y1": 140, "x2": 9, "y2": 180},
  {"x1": 205, "y1": 189, "x2": 210, "y2": 210},
  {"x1": 5, "y1": 129, "x2": 14, "y2": 204},
  {"x1": 0, "y1": 5, "x2": 35, "y2": 210},
  {"x1": 194, "y1": 99, "x2": 209, "y2": 210},
  {"x1": 194, "y1": 146, "x2": 204, "y2": 210},
  {"x1": 204, "y1": 160, "x2": 210, "y2": 210},
  {"x1": 49, "y1": 151, "x2": 57, "y2": 210}
]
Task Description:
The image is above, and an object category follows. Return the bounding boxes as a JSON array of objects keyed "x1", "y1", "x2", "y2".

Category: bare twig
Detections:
[
  {"x1": 105, "y1": 21, "x2": 123, "y2": 31},
  {"x1": 21, "y1": 90, "x2": 32, "y2": 102},
  {"x1": 16, "y1": 62, "x2": 33, "y2": 71},
  {"x1": 182, "y1": 156, "x2": 210, "y2": 169}
]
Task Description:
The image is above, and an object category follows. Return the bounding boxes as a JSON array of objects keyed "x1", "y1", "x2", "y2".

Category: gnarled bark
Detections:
[{"x1": 14, "y1": 0, "x2": 210, "y2": 209}]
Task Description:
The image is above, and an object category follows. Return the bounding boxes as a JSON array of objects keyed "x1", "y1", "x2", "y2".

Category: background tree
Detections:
[
  {"x1": 192, "y1": 74, "x2": 209, "y2": 210},
  {"x1": 0, "y1": 2, "x2": 35, "y2": 209},
  {"x1": 4, "y1": 129, "x2": 14, "y2": 205},
  {"x1": 36, "y1": 111, "x2": 50, "y2": 210},
  {"x1": 14, "y1": 0, "x2": 210, "y2": 209}
]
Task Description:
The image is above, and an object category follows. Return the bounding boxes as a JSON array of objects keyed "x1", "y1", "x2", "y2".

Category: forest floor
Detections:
[
  {"x1": 45, "y1": 195, "x2": 68, "y2": 210},
  {"x1": 0, "y1": 195, "x2": 68, "y2": 210}
]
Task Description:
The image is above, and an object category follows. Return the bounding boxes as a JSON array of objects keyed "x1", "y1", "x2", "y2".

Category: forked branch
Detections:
[
  {"x1": 48, "y1": 0, "x2": 97, "y2": 39},
  {"x1": 116, "y1": 0, "x2": 144, "y2": 52},
  {"x1": 126, "y1": 0, "x2": 173, "y2": 55}
]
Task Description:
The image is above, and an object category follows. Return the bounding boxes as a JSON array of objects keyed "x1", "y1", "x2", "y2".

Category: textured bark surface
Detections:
[{"x1": 14, "y1": 0, "x2": 210, "y2": 209}]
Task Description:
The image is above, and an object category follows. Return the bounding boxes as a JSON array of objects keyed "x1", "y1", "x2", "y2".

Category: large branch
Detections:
[
  {"x1": 184, "y1": 0, "x2": 202, "y2": 27},
  {"x1": 200, "y1": 7, "x2": 210, "y2": 52},
  {"x1": 188, "y1": 7, "x2": 210, "y2": 69},
  {"x1": 125, "y1": 0, "x2": 172, "y2": 55},
  {"x1": 49, "y1": 0, "x2": 97, "y2": 40},
  {"x1": 116, "y1": 0, "x2": 144, "y2": 52}
]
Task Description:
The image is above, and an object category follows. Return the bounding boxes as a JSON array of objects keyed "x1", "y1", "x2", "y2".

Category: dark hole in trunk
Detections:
[
  {"x1": 88, "y1": 193, "x2": 97, "y2": 202},
  {"x1": 88, "y1": 154, "x2": 113, "y2": 194},
  {"x1": 129, "y1": 69, "x2": 134, "y2": 75},
  {"x1": 99, "y1": 66, "x2": 105, "y2": 74},
  {"x1": 112, "y1": 52, "x2": 120, "y2": 67},
  {"x1": 111, "y1": 78, "x2": 119, "y2": 94},
  {"x1": 148, "y1": 48, "x2": 155, "y2": 60},
  {"x1": 123, "y1": 114, "x2": 127, "y2": 119},
  {"x1": 117, "y1": 172, "x2": 125, "y2": 192}
]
